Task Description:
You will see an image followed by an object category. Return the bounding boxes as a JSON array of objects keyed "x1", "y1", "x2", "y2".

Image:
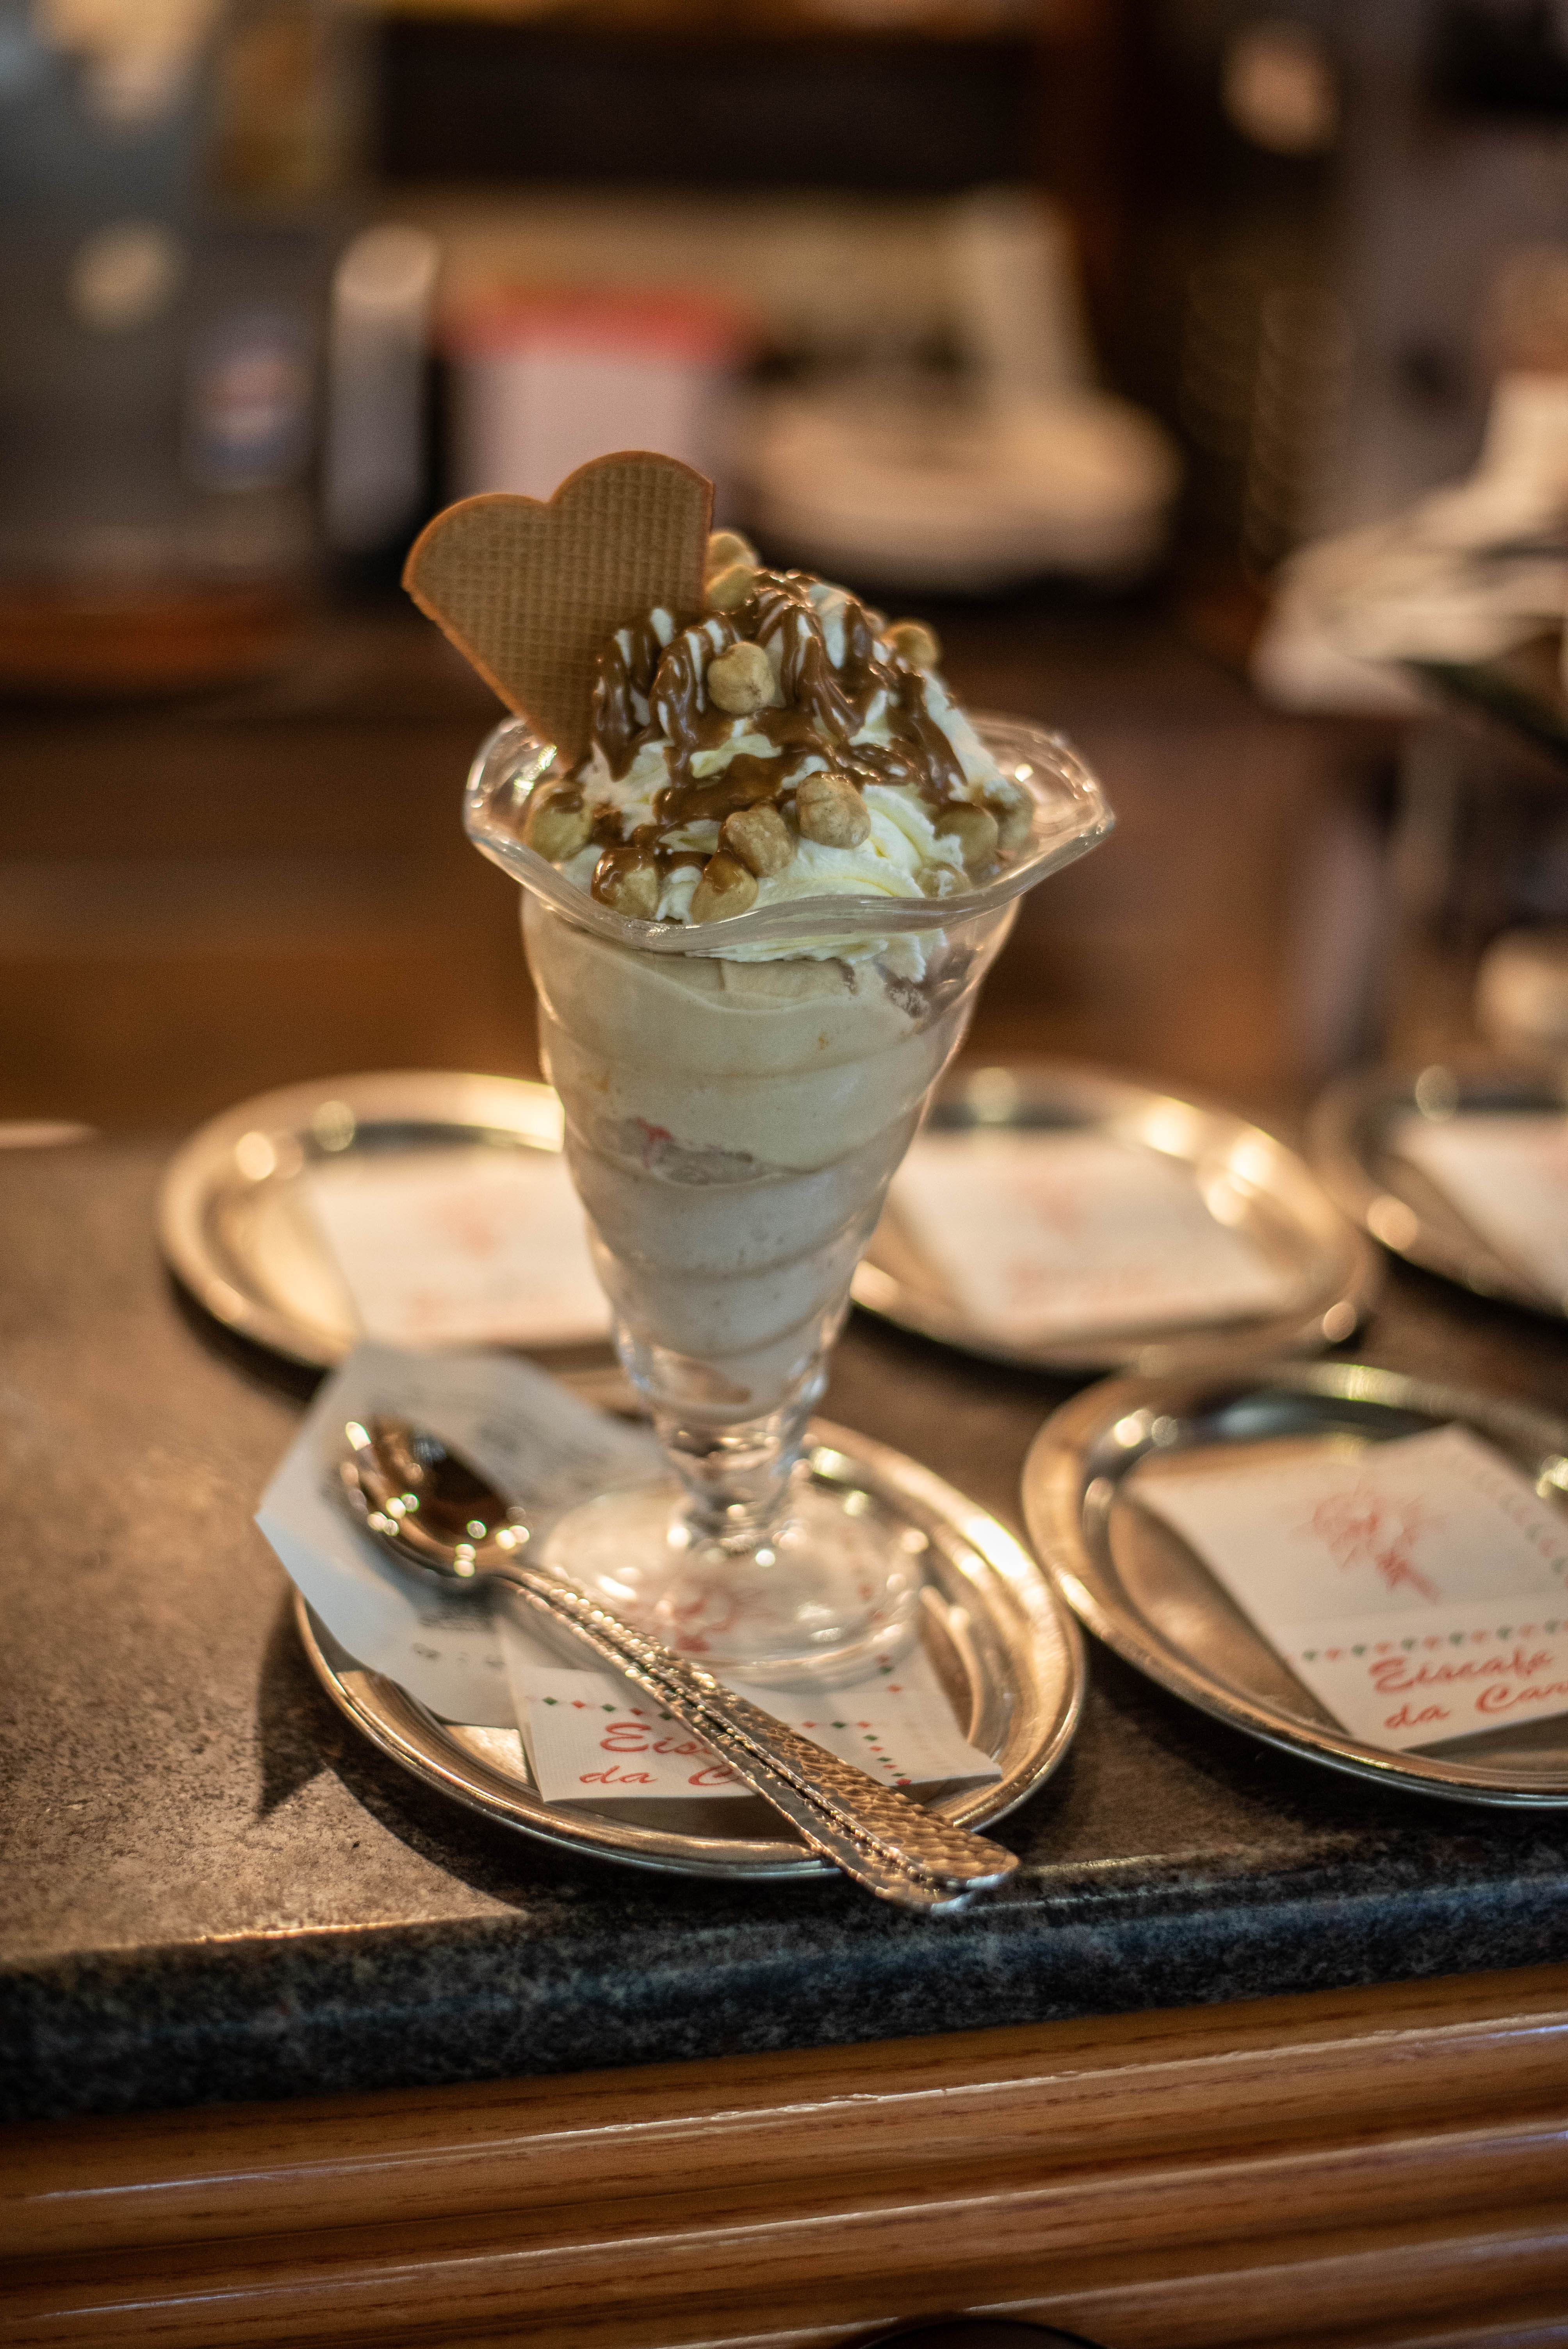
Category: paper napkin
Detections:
[
  {"x1": 889, "y1": 1130, "x2": 1292, "y2": 1342},
  {"x1": 1136, "y1": 1422, "x2": 1568, "y2": 1750},
  {"x1": 303, "y1": 1145, "x2": 611, "y2": 1347},
  {"x1": 255, "y1": 1340, "x2": 662, "y2": 1724},
  {"x1": 1393, "y1": 1110, "x2": 1568, "y2": 1305},
  {"x1": 502, "y1": 1635, "x2": 1000, "y2": 1804}
]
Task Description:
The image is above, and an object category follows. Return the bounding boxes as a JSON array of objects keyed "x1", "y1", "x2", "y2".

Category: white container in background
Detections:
[
  {"x1": 737, "y1": 191, "x2": 1179, "y2": 591},
  {"x1": 445, "y1": 291, "x2": 745, "y2": 504}
]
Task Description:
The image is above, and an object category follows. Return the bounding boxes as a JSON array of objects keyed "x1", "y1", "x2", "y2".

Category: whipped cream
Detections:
[{"x1": 559, "y1": 770, "x2": 964, "y2": 925}]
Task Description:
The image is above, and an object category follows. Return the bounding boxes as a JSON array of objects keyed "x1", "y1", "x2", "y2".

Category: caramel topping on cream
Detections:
[{"x1": 551, "y1": 561, "x2": 1026, "y2": 922}]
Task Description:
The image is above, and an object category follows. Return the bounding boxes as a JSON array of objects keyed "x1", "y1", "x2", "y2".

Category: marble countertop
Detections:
[{"x1": 6, "y1": 1133, "x2": 1568, "y2": 2126}]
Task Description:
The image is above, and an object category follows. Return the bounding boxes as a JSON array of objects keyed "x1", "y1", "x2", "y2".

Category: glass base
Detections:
[{"x1": 536, "y1": 1472, "x2": 924, "y2": 1686}]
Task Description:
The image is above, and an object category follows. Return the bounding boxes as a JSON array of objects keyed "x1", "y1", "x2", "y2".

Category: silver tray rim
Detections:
[
  {"x1": 853, "y1": 1059, "x2": 1381, "y2": 1374},
  {"x1": 157, "y1": 1068, "x2": 571, "y2": 1369},
  {"x1": 1022, "y1": 1356, "x2": 1568, "y2": 1807},
  {"x1": 295, "y1": 1417, "x2": 1086, "y2": 1880},
  {"x1": 1309, "y1": 1056, "x2": 1568, "y2": 1319}
]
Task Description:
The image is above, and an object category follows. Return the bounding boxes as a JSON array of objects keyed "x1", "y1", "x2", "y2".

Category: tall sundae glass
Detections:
[
  {"x1": 406, "y1": 455, "x2": 1110, "y2": 1683},
  {"x1": 464, "y1": 614, "x2": 1110, "y2": 1684}
]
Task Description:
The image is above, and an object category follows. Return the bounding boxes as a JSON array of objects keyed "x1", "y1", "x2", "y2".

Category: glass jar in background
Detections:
[{"x1": 0, "y1": 0, "x2": 358, "y2": 695}]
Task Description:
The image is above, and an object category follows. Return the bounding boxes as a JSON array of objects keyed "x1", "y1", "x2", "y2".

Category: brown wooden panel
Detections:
[
  {"x1": 0, "y1": 608, "x2": 1364, "y2": 1131},
  {"x1": 1245, "y1": 2301, "x2": 1568, "y2": 2349},
  {"x1": 9, "y1": 1966, "x2": 1568, "y2": 2262},
  {"x1": 14, "y1": 2203, "x2": 1568, "y2": 2349},
  {"x1": 995, "y1": 2206, "x2": 1568, "y2": 2349},
  {"x1": 5, "y1": 2114, "x2": 1567, "y2": 2344},
  {"x1": 5, "y1": 1968, "x2": 1568, "y2": 2349}
]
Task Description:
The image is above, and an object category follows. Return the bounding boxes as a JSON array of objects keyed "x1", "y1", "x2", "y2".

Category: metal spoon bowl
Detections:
[{"x1": 342, "y1": 1416, "x2": 531, "y2": 1579}]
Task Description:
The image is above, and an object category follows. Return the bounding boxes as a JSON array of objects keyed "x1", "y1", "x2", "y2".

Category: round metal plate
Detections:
[
  {"x1": 157, "y1": 1069, "x2": 575, "y2": 1370},
  {"x1": 1310, "y1": 1057, "x2": 1568, "y2": 1318},
  {"x1": 853, "y1": 1061, "x2": 1379, "y2": 1373},
  {"x1": 296, "y1": 1420, "x2": 1085, "y2": 1880},
  {"x1": 1023, "y1": 1359, "x2": 1568, "y2": 1807}
]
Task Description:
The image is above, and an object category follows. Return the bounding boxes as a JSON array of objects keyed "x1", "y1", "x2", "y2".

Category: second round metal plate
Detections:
[
  {"x1": 157, "y1": 1069, "x2": 583, "y2": 1369},
  {"x1": 297, "y1": 1420, "x2": 1085, "y2": 1881},
  {"x1": 1023, "y1": 1360, "x2": 1568, "y2": 1806},
  {"x1": 854, "y1": 1061, "x2": 1378, "y2": 1373}
]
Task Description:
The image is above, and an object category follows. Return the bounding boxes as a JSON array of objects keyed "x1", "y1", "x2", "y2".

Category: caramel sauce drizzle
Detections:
[
  {"x1": 590, "y1": 612, "x2": 677, "y2": 781},
  {"x1": 579, "y1": 569, "x2": 968, "y2": 908}
]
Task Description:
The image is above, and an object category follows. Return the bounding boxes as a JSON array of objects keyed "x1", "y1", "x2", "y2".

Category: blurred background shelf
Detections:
[{"x1": 0, "y1": 593, "x2": 1397, "y2": 1130}]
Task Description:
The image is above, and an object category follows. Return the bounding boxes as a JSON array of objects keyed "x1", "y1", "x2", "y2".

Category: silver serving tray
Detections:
[
  {"x1": 158, "y1": 1069, "x2": 584, "y2": 1370},
  {"x1": 1310, "y1": 1057, "x2": 1568, "y2": 1317},
  {"x1": 853, "y1": 1062, "x2": 1379, "y2": 1374},
  {"x1": 1023, "y1": 1360, "x2": 1568, "y2": 1806},
  {"x1": 297, "y1": 1421, "x2": 1085, "y2": 1881}
]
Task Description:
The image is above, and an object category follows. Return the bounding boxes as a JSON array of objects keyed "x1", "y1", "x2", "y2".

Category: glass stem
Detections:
[
  {"x1": 613, "y1": 1315, "x2": 835, "y2": 1554},
  {"x1": 655, "y1": 1387, "x2": 821, "y2": 1551}
]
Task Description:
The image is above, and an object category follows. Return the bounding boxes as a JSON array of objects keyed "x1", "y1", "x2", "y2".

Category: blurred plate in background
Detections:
[
  {"x1": 1310, "y1": 1059, "x2": 1568, "y2": 1318},
  {"x1": 853, "y1": 1062, "x2": 1377, "y2": 1374},
  {"x1": 158, "y1": 1069, "x2": 609, "y2": 1371}
]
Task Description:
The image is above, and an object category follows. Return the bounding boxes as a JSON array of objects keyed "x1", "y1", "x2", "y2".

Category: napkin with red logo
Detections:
[
  {"x1": 1134, "y1": 1423, "x2": 1568, "y2": 1751},
  {"x1": 890, "y1": 1130, "x2": 1292, "y2": 1342},
  {"x1": 503, "y1": 1640, "x2": 999, "y2": 1804}
]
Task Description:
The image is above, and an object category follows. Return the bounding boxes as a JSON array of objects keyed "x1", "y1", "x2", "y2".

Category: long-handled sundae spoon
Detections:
[{"x1": 340, "y1": 1415, "x2": 1018, "y2": 1913}]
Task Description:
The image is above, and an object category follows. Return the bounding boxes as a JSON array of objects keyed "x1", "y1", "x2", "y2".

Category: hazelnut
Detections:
[
  {"x1": 524, "y1": 786, "x2": 592, "y2": 863},
  {"x1": 705, "y1": 560, "x2": 757, "y2": 614},
  {"x1": 989, "y1": 788, "x2": 1033, "y2": 855},
  {"x1": 721, "y1": 802, "x2": 793, "y2": 877},
  {"x1": 690, "y1": 852, "x2": 759, "y2": 922},
  {"x1": 796, "y1": 771, "x2": 870, "y2": 850},
  {"x1": 706, "y1": 528, "x2": 758, "y2": 574},
  {"x1": 935, "y1": 803, "x2": 1000, "y2": 872},
  {"x1": 596, "y1": 857, "x2": 661, "y2": 919},
  {"x1": 707, "y1": 640, "x2": 776, "y2": 716},
  {"x1": 920, "y1": 863, "x2": 962, "y2": 898},
  {"x1": 885, "y1": 618, "x2": 941, "y2": 670}
]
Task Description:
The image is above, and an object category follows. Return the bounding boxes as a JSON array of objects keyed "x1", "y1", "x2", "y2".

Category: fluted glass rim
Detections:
[{"x1": 463, "y1": 710, "x2": 1114, "y2": 959}]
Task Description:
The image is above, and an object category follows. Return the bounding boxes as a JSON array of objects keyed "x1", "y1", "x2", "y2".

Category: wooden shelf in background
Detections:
[{"x1": 366, "y1": 0, "x2": 1043, "y2": 41}]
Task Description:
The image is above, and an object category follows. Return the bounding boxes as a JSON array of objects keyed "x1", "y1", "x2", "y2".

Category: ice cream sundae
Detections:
[{"x1": 407, "y1": 452, "x2": 1110, "y2": 1677}]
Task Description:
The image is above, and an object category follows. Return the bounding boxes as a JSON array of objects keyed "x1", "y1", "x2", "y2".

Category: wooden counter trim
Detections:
[
  {"x1": 984, "y1": 2206, "x2": 1568, "y2": 2349},
  {"x1": 7, "y1": 1963, "x2": 1568, "y2": 2260},
  {"x1": 4, "y1": 1966, "x2": 1568, "y2": 2349},
  {"x1": 4, "y1": 2110, "x2": 1568, "y2": 2340},
  {"x1": 6, "y1": 2200, "x2": 1568, "y2": 2349}
]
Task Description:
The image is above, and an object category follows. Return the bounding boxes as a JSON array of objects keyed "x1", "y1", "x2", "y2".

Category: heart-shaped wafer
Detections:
[{"x1": 403, "y1": 451, "x2": 713, "y2": 760}]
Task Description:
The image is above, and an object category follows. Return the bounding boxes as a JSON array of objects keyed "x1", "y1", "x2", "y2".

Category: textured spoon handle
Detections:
[
  {"x1": 678, "y1": 1681, "x2": 1016, "y2": 1890},
  {"x1": 502, "y1": 1576, "x2": 966, "y2": 1911},
  {"x1": 500, "y1": 1563, "x2": 1016, "y2": 1901}
]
